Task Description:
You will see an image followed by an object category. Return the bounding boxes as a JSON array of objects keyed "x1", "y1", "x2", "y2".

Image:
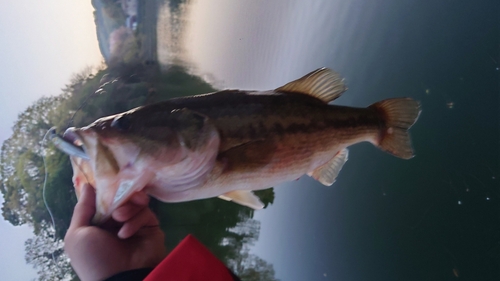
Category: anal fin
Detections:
[
  {"x1": 218, "y1": 190, "x2": 264, "y2": 209},
  {"x1": 307, "y1": 149, "x2": 349, "y2": 186}
]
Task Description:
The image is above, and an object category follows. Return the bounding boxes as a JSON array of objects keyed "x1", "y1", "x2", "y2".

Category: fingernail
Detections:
[{"x1": 117, "y1": 228, "x2": 129, "y2": 239}]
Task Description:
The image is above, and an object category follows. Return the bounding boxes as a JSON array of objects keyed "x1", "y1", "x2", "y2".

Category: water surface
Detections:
[{"x1": 2, "y1": 1, "x2": 497, "y2": 280}]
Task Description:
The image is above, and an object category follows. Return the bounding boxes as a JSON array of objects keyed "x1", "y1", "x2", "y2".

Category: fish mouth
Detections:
[
  {"x1": 63, "y1": 127, "x2": 83, "y2": 146},
  {"x1": 62, "y1": 127, "x2": 89, "y2": 159},
  {"x1": 45, "y1": 127, "x2": 90, "y2": 160}
]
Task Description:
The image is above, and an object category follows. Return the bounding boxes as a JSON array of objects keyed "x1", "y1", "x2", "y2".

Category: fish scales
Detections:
[
  {"x1": 62, "y1": 68, "x2": 421, "y2": 223},
  {"x1": 130, "y1": 91, "x2": 383, "y2": 152}
]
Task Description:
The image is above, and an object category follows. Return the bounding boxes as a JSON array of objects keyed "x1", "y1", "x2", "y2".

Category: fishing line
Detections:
[
  {"x1": 41, "y1": 128, "x2": 58, "y2": 264},
  {"x1": 65, "y1": 91, "x2": 94, "y2": 130},
  {"x1": 42, "y1": 127, "x2": 93, "y2": 266},
  {"x1": 39, "y1": 74, "x2": 98, "y2": 265},
  {"x1": 66, "y1": 73, "x2": 106, "y2": 130}
]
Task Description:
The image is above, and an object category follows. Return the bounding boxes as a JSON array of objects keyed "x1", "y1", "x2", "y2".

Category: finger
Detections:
[
  {"x1": 129, "y1": 191, "x2": 149, "y2": 206},
  {"x1": 111, "y1": 192, "x2": 149, "y2": 222},
  {"x1": 99, "y1": 215, "x2": 123, "y2": 233},
  {"x1": 69, "y1": 184, "x2": 96, "y2": 229},
  {"x1": 112, "y1": 203, "x2": 143, "y2": 223},
  {"x1": 118, "y1": 207, "x2": 159, "y2": 239}
]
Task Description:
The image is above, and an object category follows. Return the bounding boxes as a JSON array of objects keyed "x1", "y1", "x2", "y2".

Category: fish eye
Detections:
[{"x1": 111, "y1": 115, "x2": 131, "y2": 131}]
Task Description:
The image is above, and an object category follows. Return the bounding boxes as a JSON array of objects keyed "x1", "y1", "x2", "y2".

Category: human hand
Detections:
[{"x1": 64, "y1": 184, "x2": 166, "y2": 281}]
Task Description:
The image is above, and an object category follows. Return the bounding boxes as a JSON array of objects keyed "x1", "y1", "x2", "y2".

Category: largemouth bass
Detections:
[{"x1": 63, "y1": 68, "x2": 421, "y2": 224}]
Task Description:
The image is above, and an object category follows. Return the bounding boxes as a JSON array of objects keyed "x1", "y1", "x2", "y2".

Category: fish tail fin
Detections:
[{"x1": 369, "y1": 98, "x2": 421, "y2": 159}]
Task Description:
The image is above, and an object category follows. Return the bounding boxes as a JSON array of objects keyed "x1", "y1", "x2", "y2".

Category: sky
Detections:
[{"x1": 0, "y1": 1, "x2": 102, "y2": 279}]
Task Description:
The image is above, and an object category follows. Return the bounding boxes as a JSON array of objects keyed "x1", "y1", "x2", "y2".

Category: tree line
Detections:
[{"x1": 0, "y1": 64, "x2": 279, "y2": 281}]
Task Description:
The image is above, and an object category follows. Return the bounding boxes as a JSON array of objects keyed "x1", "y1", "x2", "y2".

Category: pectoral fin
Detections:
[
  {"x1": 308, "y1": 149, "x2": 349, "y2": 186},
  {"x1": 218, "y1": 190, "x2": 265, "y2": 209},
  {"x1": 219, "y1": 140, "x2": 276, "y2": 170}
]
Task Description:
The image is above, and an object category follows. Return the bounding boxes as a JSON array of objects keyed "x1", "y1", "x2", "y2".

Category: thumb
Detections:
[{"x1": 69, "y1": 184, "x2": 96, "y2": 229}]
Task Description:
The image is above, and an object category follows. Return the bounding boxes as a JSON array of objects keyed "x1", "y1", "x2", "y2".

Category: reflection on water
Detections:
[
  {"x1": 150, "y1": 188, "x2": 278, "y2": 280},
  {"x1": 0, "y1": 0, "x2": 498, "y2": 280},
  {"x1": 157, "y1": 0, "x2": 360, "y2": 91}
]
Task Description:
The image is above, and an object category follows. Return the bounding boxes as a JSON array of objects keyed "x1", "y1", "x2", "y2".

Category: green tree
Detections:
[
  {"x1": 0, "y1": 96, "x2": 65, "y2": 231},
  {"x1": 0, "y1": 66, "x2": 101, "y2": 236},
  {"x1": 2, "y1": 64, "x2": 279, "y2": 280},
  {"x1": 24, "y1": 222, "x2": 74, "y2": 281},
  {"x1": 229, "y1": 246, "x2": 280, "y2": 281}
]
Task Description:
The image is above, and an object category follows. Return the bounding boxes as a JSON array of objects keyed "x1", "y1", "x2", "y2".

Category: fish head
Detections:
[
  {"x1": 63, "y1": 106, "x2": 220, "y2": 224},
  {"x1": 67, "y1": 111, "x2": 186, "y2": 168}
]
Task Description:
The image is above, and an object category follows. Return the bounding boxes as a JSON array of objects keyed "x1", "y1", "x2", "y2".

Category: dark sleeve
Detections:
[{"x1": 103, "y1": 268, "x2": 153, "y2": 281}]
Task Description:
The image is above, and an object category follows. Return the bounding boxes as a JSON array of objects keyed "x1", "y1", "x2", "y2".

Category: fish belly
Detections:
[{"x1": 149, "y1": 127, "x2": 373, "y2": 203}]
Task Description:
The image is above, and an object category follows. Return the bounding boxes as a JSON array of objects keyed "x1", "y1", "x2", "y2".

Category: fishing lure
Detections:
[{"x1": 48, "y1": 127, "x2": 89, "y2": 160}]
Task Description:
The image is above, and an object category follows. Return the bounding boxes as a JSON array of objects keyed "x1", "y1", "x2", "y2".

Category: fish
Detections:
[{"x1": 63, "y1": 68, "x2": 421, "y2": 224}]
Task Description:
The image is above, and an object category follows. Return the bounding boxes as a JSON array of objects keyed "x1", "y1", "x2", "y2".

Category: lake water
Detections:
[
  {"x1": 3, "y1": 0, "x2": 498, "y2": 280},
  {"x1": 154, "y1": 1, "x2": 499, "y2": 280}
]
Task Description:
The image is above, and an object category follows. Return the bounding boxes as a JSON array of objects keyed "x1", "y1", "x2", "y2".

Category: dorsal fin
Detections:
[{"x1": 275, "y1": 68, "x2": 347, "y2": 103}]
